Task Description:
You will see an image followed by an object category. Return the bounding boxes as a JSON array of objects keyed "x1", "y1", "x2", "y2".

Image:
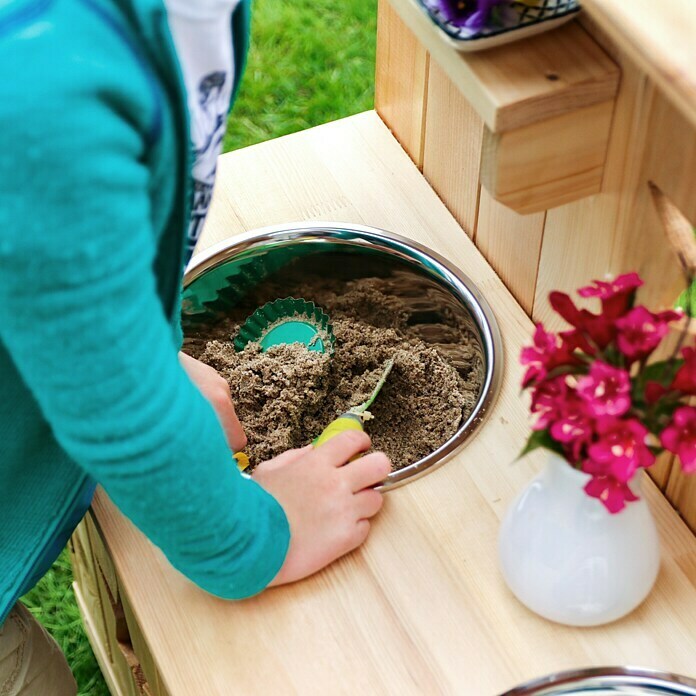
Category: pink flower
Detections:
[
  {"x1": 660, "y1": 406, "x2": 696, "y2": 473},
  {"x1": 579, "y1": 273, "x2": 643, "y2": 318},
  {"x1": 577, "y1": 361, "x2": 631, "y2": 416},
  {"x1": 530, "y1": 376, "x2": 569, "y2": 431},
  {"x1": 520, "y1": 324, "x2": 579, "y2": 387},
  {"x1": 579, "y1": 273, "x2": 643, "y2": 300},
  {"x1": 584, "y1": 474, "x2": 639, "y2": 514},
  {"x1": 587, "y1": 417, "x2": 655, "y2": 482},
  {"x1": 672, "y1": 347, "x2": 696, "y2": 395},
  {"x1": 549, "y1": 397, "x2": 594, "y2": 462},
  {"x1": 549, "y1": 292, "x2": 615, "y2": 351},
  {"x1": 615, "y1": 306, "x2": 681, "y2": 361}
]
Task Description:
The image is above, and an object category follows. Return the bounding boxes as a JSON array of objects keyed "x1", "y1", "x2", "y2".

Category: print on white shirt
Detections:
[
  {"x1": 189, "y1": 70, "x2": 230, "y2": 255},
  {"x1": 165, "y1": 0, "x2": 240, "y2": 263}
]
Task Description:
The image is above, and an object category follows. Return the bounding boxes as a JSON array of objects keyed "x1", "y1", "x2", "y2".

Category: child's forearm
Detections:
[{"x1": 0, "y1": 98, "x2": 289, "y2": 600}]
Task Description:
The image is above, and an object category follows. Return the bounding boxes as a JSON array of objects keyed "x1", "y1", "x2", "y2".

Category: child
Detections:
[{"x1": 0, "y1": 0, "x2": 390, "y2": 692}]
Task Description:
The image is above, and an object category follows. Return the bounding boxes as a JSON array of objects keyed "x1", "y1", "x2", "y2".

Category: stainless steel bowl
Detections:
[
  {"x1": 182, "y1": 222, "x2": 503, "y2": 489},
  {"x1": 502, "y1": 667, "x2": 696, "y2": 695}
]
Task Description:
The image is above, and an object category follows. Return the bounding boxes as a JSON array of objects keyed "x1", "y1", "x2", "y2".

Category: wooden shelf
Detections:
[
  {"x1": 379, "y1": 0, "x2": 621, "y2": 213},
  {"x1": 386, "y1": 0, "x2": 619, "y2": 133},
  {"x1": 581, "y1": 0, "x2": 696, "y2": 130},
  {"x1": 79, "y1": 113, "x2": 696, "y2": 696}
]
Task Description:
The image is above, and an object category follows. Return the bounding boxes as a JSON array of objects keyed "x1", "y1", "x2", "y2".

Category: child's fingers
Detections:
[
  {"x1": 216, "y1": 395, "x2": 248, "y2": 452},
  {"x1": 344, "y1": 452, "x2": 391, "y2": 492},
  {"x1": 270, "y1": 445, "x2": 314, "y2": 468},
  {"x1": 179, "y1": 352, "x2": 248, "y2": 452},
  {"x1": 354, "y1": 489, "x2": 384, "y2": 519},
  {"x1": 313, "y1": 430, "x2": 371, "y2": 467},
  {"x1": 252, "y1": 445, "x2": 314, "y2": 479},
  {"x1": 351, "y1": 519, "x2": 371, "y2": 549}
]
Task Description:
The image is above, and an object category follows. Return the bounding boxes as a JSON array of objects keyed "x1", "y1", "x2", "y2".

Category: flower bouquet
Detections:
[
  {"x1": 499, "y1": 267, "x2": 693, "y2": 626},
  {"x1": 519, "y1": 272, "x2": 694, "y2": 513}
]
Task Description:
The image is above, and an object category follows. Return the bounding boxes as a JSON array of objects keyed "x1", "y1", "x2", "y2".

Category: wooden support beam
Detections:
[
  {"x1": 481, "y1": 99, "x2": 615, "y2": 214},
  {"x1": 375, "y1": 0, "x2": 430, "y2": 167}
]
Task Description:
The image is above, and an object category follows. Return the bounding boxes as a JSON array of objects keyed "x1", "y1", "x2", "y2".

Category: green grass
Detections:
[
  {"x1": 22, "y1": 2, "x2": 375, "y2": 694},
  {"x1": 224, "y1": 0, "x2": 377, "y2": 152}
]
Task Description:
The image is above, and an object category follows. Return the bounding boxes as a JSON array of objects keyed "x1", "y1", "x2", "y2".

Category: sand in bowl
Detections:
[{"x1": 184, "y1": 277, "x2": 483, "y2": 471}]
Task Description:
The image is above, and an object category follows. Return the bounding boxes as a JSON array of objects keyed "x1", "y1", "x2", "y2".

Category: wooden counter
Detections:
[{"x1": 71, "y1": 112, "x2": 696, "y2": 696}]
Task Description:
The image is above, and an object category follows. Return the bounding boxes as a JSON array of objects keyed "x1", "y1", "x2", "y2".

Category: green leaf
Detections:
[
  {"x1": 675, "y1": 277, "x2": 696, "y2": 318},
  {"x1": 517, "y1": 429, "x2": 565, "y2": 461},
  {"x1": 642, "y1": 359, "x2": 683, "y2": 385},
  {"x1": 543, "y1": 363, "x2": 587, "y2": 381},
  {"x1": 632, "y1": 359, "x2": 684, "y2": 405}
]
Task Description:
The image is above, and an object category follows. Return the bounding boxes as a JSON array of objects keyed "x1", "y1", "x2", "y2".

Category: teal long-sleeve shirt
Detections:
[{"x1": 0, "y1": 0, "x2": 290, "y2": 624}]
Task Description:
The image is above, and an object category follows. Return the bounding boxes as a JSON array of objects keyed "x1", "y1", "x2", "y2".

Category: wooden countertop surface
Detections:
[
  {"x1": 581, "y1": 0, "x2": 696, "y2": 129},
  {"x1": 93, "y1": 112, "x2": 696, "y2": 695}
]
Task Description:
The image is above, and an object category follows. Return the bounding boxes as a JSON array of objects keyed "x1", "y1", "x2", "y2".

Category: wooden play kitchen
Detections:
[{"x1": 70, "y1": 1, "x2": 696, "y2": 694}]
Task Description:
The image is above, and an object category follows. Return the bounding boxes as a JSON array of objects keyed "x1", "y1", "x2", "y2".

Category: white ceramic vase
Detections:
[{"x1": 498, "y1": 453, "x2": 660, "y2": 626}]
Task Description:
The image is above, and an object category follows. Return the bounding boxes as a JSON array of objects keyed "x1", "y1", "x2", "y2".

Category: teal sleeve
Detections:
[{"x1": 0, "y1": 31, "x2": 289, "y2": 600}]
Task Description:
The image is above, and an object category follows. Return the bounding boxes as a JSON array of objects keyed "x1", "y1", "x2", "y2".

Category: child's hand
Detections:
[
  {"x1": 252, "y1": 431, "x2": 391, "y2": 587},
  {"x1": 179, "y1": 352, "x2": 247, "y2": 451}
]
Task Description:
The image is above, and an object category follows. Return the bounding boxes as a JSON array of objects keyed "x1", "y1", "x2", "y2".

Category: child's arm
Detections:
[
  {"x1": 0, "y1": 51, "x2": 289, "y2": 601},
  {"x1": 0, "y1": 19, "x2": 390, "y2": 598}
]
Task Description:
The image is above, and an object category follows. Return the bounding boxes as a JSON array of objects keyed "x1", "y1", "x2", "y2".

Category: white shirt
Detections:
[{"x1": 165, "y1": 0, "x2": 241, "y2": 260}]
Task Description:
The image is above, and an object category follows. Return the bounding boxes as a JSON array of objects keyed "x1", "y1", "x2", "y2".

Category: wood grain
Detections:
[
  {"x1": 481, "y1": 99, "x2": 614, "y2": 214},
  {"x1": 89, "y1": 113, "x2": 696, "y2": 696},
  {"x1": 581, "y1": 0, "x2": 696, "y2": 130},
  {"x1": 385, "y1": 0, "x2": 619, "y2": 132},
  {"x1": 422, "y1": 59, "x2": 484, "y2": 237},
  {"x1": 475, "y1": 187, "x2": 545, "y2": 314},
  {"x1": 667, "y1": 462, "x2": 696, "y2": 535},
  {"x1": 375, "y1": 0, "x2": 430, "y2": 167},
  {"x1": 533, "y1": 57, "x2": 657, "y2": 328},
  {"x1": 74, "y1": 582, "x2": 132, "y2": 696}
]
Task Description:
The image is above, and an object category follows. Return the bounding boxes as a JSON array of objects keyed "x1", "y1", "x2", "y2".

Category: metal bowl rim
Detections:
[
  {"x1": 501, "y1": 666, "x2": 696, "y2": 695},
  {"x1": 184, "y1": 221, "x2": 504, "y2": 490}
]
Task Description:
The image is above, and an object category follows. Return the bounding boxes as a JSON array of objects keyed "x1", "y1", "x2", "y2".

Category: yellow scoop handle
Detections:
[
  {"x1": 233, "y1": 414, "x2": 362, "y2": 473},
  {"x1": 313, "y1": 412, "x2": 364, "y2": 448}
]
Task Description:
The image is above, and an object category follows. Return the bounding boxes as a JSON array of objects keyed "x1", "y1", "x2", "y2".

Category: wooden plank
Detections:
[
  {"x1": 69, "y1": 521, "x2": 110, "y2": 661},
  {"x1": 533, "y1": 58, "x2": 655, "y2": 328},
  {"x1": 122, "y1": 590, "x2": 167, "y2": 696},
  {"x1": 74, "y1": 582, "x2": 131, "y2": 696},
  {"x1": 620, "y1": 96, "x2": 696, "y2": 313},
  {"x1": 651, "y1": 453, "x2": 676, "y2": 492},
  {"x1": 88, "y1": 113, "x2": 696, "y2": 696},
  {"x1": 375, "y1": 0, "x2": 430, "y2": 166},
  {"x1": 422, "y1": 59, "x2": 483, "y2": 237},
  {"x1": 581, "y1": 0, "x2": 696, "y2": 131},
  {"x1": 385, "y1": 0, "x2": 619, "y2": 133},
  {"x1": 481, "y1": 99, "x2": 614, "y2": 214},
  {"x1": 475, "y1": 187, "x2": 545, "y2": 314},
  {"x1": 667, "y1": 459, "x2": 696, "y2": 535},
  {"x1": 93, "y1": 567, "x2": 137, "y2": 696}
]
